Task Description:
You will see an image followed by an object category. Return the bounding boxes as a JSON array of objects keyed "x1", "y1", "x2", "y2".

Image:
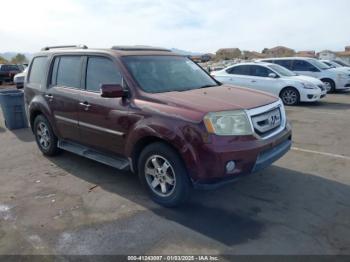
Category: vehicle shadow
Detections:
[
  {"x1": 299, "y1": 100, "x2": 350, "y2": 110},
  {"x1": 47, "y1": 151, "x2": 350, "y2": 248},
  {"x1": 10, "y1": 127, "x2": 34, "y2": 142}
]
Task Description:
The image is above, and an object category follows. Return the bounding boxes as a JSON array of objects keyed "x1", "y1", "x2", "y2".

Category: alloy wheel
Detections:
[
  {"x1": 144, "y1": 155, "x2": 176, "y2": 197},
  {"x1": 282, "y1": 89, "x2": 298, "y2": 105},
  {"x1": 36, "y1": 122, "x2": 51, "y2": 149}
]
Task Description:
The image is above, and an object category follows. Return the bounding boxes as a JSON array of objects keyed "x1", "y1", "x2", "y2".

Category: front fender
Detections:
[{"x1": 124, "y1": 118, "x2": 203, "y2": 180}]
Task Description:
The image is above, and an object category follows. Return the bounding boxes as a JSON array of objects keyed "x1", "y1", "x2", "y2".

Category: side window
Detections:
[
  {"x1": 86, "y1": 57, "x2": 122, "y2": 92},
  {"x1": 292, "y1": 60, "x2": 316, "y2": 71},
  {"x1": 55, "y1": 56, "x2": 82, "y2": 88},
  {"x1": 274, "y1": 60, "x2": 293, "y2": 70},
  {"x1": 28, "y1": 57, "x2": 48, "y2": 85},
  {"x1": 226, "y1": 65, "x2": 250, "y2": 75},
  {"x1": 249, "y1": 65, "x2": 273, "y2": 77},
  {"x1": 50, "y1": 57, "x2": 60, "y2": 86}
]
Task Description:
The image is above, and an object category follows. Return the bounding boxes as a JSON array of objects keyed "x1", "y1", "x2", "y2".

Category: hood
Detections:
[
  {"x1": 138, "y1": 85, "x2": 278, "y2": 122},
  {"x1": 291, "y1": 75, "x2": 323, "y2": 85}
]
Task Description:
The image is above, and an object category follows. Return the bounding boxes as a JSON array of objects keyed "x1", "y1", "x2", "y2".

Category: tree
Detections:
[
  {"x1": 0, "y1": 56, "x2": 8, "y2": 64},
  {"x1": 11, "y1": 53, "x2": 28, "y2": 64}
]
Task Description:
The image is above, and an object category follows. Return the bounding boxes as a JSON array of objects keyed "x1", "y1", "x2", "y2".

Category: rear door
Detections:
[
  {"x1": 46, "y1": 55, "x2": 84, "y2": 142},
  {"x1": 78, "y1": 55, "x2": 130, "y2": 155},
  {"x1": 246, "y1": 65, "x2": 281, "y2": 96},
  {"x1": 224, "y1": 65, "x2": 252, "y2": 87},
  {"x1": 291, "y1": 60, "x2": 320, "y2": 78}
]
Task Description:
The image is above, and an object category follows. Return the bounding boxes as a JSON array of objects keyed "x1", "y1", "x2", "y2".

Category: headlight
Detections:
[
  {"x1": 302, "y1": 83, "x2": 317, "y2": 89},
  {"x1": 337, "y1": 73, "x2": 348, "y2": 79},
  {"x1": 204, "y1": 110, "x2": 253, "y2": 136}
]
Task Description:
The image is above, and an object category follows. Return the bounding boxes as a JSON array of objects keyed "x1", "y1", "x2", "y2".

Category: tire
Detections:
[
  {"x1": 33, "y1": 115, "x2": 60, "y2": 156},
  {"x1": 321, "y1": 79, "x2": 335, "y2": 93},
  {"x1": 138, "y1": 142, "x2": 191, "y2": 207},
  {"x1": 280, "y1": 87, "x2": 300, "y2": 106}
]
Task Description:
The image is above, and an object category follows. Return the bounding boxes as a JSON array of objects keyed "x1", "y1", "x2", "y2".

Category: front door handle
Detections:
[
  {"x1": 79, "y1": 101, "x2": 91, "y2": 111},
  {"x1": 251, "y1": 80, "x2": 257, "y2": 83},
  {"x1": 45, "y1": 94, "x2": 54, "y2": 102}
]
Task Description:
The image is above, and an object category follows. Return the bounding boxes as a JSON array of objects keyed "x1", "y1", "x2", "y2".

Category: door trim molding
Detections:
[{"x1": 54, "y1": 115, "x2": 124, "y2": 136}]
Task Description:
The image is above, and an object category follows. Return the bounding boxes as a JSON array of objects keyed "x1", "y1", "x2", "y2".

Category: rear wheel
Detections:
[
  {"x1": 138, "y1": 142, "x2": 191, "y2": 207},
  {"x1": 33, "y1": 115, "x2": 60, "y2": 156},
  {"x1": 280, "y1": 87, "x2": 300, "y2": 106},
  {"x1": 321, "y1": 79, "x2": 335, "y2": 93}
]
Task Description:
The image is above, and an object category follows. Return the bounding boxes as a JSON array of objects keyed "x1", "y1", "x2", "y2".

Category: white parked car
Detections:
[
  {"x1": 13, "y1": 68, "x2": 28, "y2": 89},
  {"x1": 321, "y1": 60, "x2": 350, "y2": 73},
  {"x1": 211, "y1": 62, "x2": 327, "y2": 106},
  {"x1": 259, "y1": 57, "x2": 350, "y2": 93}
]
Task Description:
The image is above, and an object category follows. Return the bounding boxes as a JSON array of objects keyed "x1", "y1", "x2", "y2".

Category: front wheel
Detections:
[
  {"x1": 280, "y1": 87, "x2": 300, "y2": 106},
  {"x1": 138, "y1": 142, "x2": 191, "y2": 207},
  {"x1": 322, "y1": 79, "x2": 335, "y2": 93}
]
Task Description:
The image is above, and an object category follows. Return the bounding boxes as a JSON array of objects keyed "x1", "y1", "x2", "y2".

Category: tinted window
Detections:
[
  {"x1": 55, "y1": 56, "x2": 82, "y2": 88},
  {"x1": 28, "y1": 57, "x2": 48, "y2": 84},
  {"x1": 86, "y1": 57, "x2": 122, "y2": 92},
  {"x1": 292, "y1": 60, "x2": 316, "y2": 71},
  {"x1": 50, "y1": 57, "x2": 60, "y2": 86},
  {"x1": 249, "y1": 65, "x2": 274, "y2": 77},
  {"x1": 226, "y1": 65, "x2": 250, "y2": 75},
  {"x1": 273, "y1": 60, "x2": 293, "y2": 70}
]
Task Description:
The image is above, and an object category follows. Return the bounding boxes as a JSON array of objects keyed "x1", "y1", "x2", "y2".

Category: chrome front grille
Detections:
[
  {"x1": 246, "y1": 100, "x2": 286, "y2": 140},
  {"x1": 251, "y1": 108, "x2": 282, "y2": 136}
]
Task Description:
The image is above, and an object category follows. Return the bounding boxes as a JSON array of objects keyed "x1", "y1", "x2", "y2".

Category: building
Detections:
[
  {"x1": 318, "y1": 50, "x2": 336, "y2": 60},
  {"x1": 215, "y1": 48, "x2": 242, "y2": 60},
  {"x1": 318, "y1": 47, "x2": 350, "y2": 64},
  {"x1": 336, "y1": 50, "x2": 350, "y2": 64},
  {"x1": 242, "y1": 51, "x2": 267, "y2": 60},
  {"x1": 262, "y1": 46, "x2": 296, "y2": 57},
  {"x1": 295, "y1": 51, "x2": 316, "y2": 58}
]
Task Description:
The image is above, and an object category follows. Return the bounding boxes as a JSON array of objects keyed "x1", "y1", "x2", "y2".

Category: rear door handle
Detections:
[
  {"x1": 45, "y1": 94, "x2": 54, "y2": 101},
  {"x1": 251, "y1": 80, "x2": 257, "y2": 83},
  {"x1": 79, "y1": 101, "x2": 91, "y2": 111}
]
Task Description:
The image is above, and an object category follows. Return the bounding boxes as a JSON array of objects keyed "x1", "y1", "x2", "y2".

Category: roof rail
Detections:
[
  {"x1": 111, "y1": 45, "x2": 171, "y2": 52},
  {"x1": 41, "y1": 45, "x2": 88, "y2": 51}
]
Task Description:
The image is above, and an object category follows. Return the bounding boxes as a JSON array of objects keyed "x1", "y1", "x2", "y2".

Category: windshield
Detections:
[
  {"x1": 309, "y1": 59, "x2": 331, "y2": 70},
  {"x1": 268, "y1": 64, "x2": 297, "y2": 77},
  {"x1": 334, "y1": 60, "x2": 350, "y2": 67},
  {"x1": 123, "y1": 56, "x2": 218, "y2": 93}
]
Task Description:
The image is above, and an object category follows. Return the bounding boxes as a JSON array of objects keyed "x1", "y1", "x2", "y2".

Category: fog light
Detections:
[{"x1": 226, "y1": 161, "x2": 236, "y2": 174}]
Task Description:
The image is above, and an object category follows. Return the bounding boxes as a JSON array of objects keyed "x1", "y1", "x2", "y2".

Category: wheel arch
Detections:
[
  {"x1": 279, "y1": 86, "x2": 300, "y2": 97},
  {"x1": 130, "y1": 135, "x2": 188, "y2": 175}
]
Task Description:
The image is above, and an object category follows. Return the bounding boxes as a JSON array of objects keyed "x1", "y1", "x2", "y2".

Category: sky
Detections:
[{"x1": 0, "y1": 0, "x2": 349, "y2": 54}]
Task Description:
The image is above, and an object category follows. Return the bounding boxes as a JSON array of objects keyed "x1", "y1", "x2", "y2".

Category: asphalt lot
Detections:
[{"x1": 0, "y1": 84, "x2": 349, "y2": 255}]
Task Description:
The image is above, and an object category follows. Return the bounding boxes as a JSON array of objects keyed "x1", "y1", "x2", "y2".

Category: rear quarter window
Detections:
[{"x1": 28, "y1": 57, "x2": 48, "y2": 85}]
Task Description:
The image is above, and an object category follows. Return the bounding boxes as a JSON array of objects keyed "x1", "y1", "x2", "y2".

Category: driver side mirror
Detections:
[
  {"x1": 100, "y1": 84, "x2": 126, "y2": 98},
  {"x1": 268, "y1": 73, "x2": 278, "y2": 78}
]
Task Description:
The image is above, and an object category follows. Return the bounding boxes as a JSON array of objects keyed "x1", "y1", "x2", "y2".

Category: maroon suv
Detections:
[{"x1": 24, "y1": 45, "x2": 292, "y2": 206}]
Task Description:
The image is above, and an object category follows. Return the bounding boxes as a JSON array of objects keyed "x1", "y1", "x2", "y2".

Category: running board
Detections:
[{"x1": 57, "y1": 140, "x2": 130, "y2": 170}]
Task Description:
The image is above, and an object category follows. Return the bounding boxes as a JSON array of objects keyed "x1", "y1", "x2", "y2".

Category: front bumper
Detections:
[
  {"x1": 335, "y1": 78, "x2": 350, "y2": 90},
  {"x1": 300, "y1": 88, "x2": 325, "y2": 102},
  {"x1": 191, "y1": 124, "x2": 292, "y2": 189}
]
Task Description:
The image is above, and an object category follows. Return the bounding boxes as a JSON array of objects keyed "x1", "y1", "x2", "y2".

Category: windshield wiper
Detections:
[{"x1": 199, "y1": 84, "x2": 218, "y2": 89}]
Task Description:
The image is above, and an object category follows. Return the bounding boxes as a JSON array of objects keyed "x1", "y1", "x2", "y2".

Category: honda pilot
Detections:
[{"x1": 25, "y1": 45, "x2": 292, "y2": 206}]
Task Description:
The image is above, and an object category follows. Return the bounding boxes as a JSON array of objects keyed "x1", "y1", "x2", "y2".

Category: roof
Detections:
[
  {"x1": 227, "y1": 61, "x2": 274, "y2": 67},
  {"x1": 335, "y1": 51, "x2": 350, "y2": 57},
  {"x1": 260, "y1": 57, "x2": 315, "y2": 60},
  {"x1": 36, "y1": 45, "x2": 180, "y2": 57}
]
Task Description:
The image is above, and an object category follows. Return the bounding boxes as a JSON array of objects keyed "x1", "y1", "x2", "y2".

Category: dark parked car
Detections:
[
  {"x1": 24, "y1": 45, "x2": 292, "y2": 206},
  {"x1": 0, "y1": 64, "x2": 22, "y2": 84}
]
